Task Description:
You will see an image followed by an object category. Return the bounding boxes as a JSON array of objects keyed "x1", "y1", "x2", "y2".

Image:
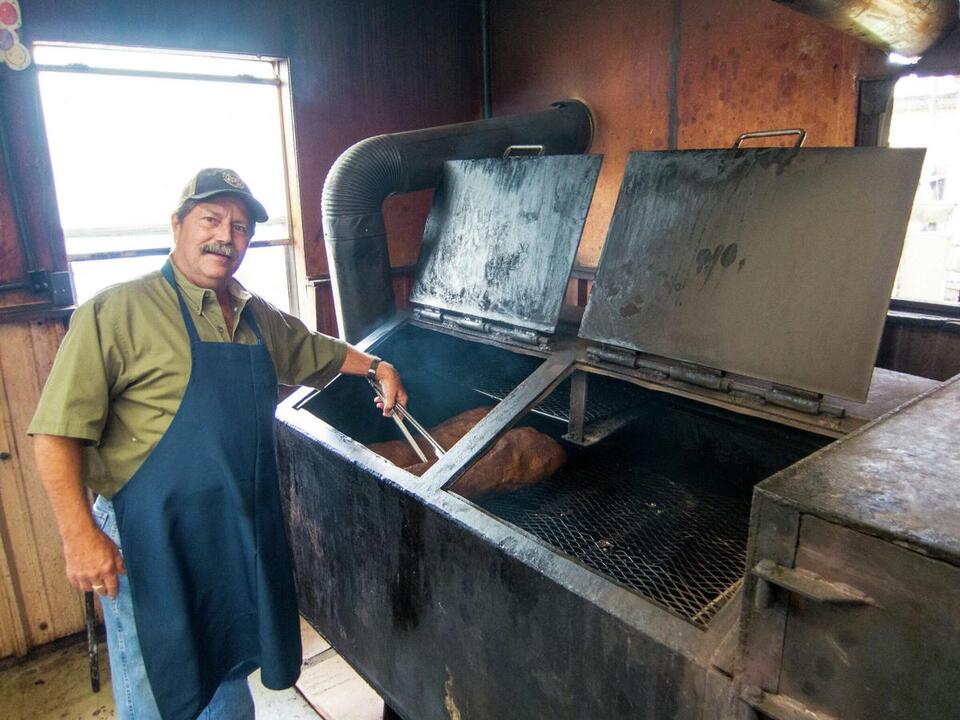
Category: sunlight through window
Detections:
[{"x1": 34, "y1": 43, "x2": 297, "y2": 312}]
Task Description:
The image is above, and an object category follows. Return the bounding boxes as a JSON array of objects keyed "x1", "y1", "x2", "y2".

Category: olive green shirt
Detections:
[{"x1": 28, "y1": 259, "x2": 347, "y2": 497}]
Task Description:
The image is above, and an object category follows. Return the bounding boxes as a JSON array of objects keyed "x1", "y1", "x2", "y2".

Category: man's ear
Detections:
[{"x1": 170, "y1": 213, "x2": 181, "y2": 242}]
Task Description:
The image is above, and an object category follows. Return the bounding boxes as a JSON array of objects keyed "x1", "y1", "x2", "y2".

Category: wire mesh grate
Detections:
[
  {"x1": 472, "y1": 372, "x2": 649, "y2": 424},
  {"x1": 474, "y1": 439, "x2": 751, "y2": 627}
]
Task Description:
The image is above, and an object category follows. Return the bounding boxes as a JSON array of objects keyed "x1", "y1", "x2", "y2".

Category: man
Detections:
[{"x1": 29, "y1": 168, "x2": 407, "y2": 720}]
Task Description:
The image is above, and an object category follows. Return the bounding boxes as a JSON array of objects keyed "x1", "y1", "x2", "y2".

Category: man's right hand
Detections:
[
  {"x1": 33, "y1": 434, "x2": 127, "y2": 599},
  {"x1": 63, "y1": 525, "x2": 126, "y2": 598}
]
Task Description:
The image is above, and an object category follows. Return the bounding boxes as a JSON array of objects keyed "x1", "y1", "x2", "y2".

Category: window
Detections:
[
  {"x1": 888, "y1": 74, "x2": 960, "y2": 305},
  {"x1": 33, "y1": 43, "x2": 300, "y2": 314}
]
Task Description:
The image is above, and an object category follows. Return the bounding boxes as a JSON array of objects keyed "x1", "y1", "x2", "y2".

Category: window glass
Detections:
[
  {"x1": 888, "y1": 74, "x2": 960, "y2": 305},
  {"x1": 70, "y1": 255, "x2": 168, "y2": 303},
  {"x1": 35, "y1": 44, "x2": 294, "y2": 312}
]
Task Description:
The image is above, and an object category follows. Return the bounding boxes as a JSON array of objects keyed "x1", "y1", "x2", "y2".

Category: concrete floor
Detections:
[{"x1": 0, "y1": 619, "x2": 383, "y2": 720}]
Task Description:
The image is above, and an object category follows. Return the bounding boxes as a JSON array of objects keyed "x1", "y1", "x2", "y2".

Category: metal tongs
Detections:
[{"x1": 369, "y1": 379, "x2": 445, "y2": 462}]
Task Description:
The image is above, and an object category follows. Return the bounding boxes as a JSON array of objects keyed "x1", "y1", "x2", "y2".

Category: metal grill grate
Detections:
[
  {"x1": 475, "y1": 439, "x2": 751, "y2": 627},
  {"x1": 472, "y1": 373, "x2": 649, "y2": 424}
]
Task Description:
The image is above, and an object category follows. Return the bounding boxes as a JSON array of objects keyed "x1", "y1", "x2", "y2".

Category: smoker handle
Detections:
[
  {"x1": 752, "y1": 560, "x2": 876, "y2": 608},
  {"x1": 502, "y1": 144, "x2": 545, "y2": 158},
  {"x1": 732, "y1": 128, "x2": 806, "y2": 149}
]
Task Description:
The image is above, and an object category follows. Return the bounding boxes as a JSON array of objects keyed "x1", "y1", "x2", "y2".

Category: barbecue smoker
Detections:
[{"x1": 277, "y1": 120, "x2": 960, "y2": 719}]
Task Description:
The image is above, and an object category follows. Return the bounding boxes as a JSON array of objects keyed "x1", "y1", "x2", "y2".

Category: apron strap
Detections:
[
  {"x1": 162, "y1": 261, "x2": 202, "y2": 344},
  {"x1": 241, "y1": 303, "x2": 266, "y2": 345},
  {"x1": 162, "y1": 260, "x2": 266, "y2": 346}
]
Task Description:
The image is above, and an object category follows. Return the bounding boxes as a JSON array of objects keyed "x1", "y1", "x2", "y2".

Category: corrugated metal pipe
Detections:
[
  {"x1": 773, "y1": 0, "x2": 959, "y2": 57},
  {"x1": 322, "y1": 100, "x2": 594, "y2": 342}
]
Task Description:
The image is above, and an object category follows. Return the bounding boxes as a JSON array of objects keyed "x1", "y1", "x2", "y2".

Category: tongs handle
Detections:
[{"x1": 368, "y1": 379, "x2": 445, "y2": 460}]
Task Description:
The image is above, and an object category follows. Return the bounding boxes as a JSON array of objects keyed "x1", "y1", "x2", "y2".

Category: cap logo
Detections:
[{"x1": 221, "y1": 170, "x2": 245, "y2": 189}]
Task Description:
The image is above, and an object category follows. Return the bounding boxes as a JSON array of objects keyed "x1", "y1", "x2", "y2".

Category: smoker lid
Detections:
[
  {"x1": 411, "y1": 155, "x2": 602, "y2": 334},
  {"x1": 579, "y1": 147, "x2": 925, "y2": 402}
]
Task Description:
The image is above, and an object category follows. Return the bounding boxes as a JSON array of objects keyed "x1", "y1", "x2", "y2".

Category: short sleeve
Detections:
[
  {"x1": 27, "y1": 299, "x2": 114, "y2": 443},
  {"x1": 253, "y1": 299, "x2": 348, "y2": 389}
]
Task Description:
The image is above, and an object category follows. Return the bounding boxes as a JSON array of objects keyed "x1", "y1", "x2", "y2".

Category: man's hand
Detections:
[
  {"x1": 33, "y1": 434, "x2": 126, "y2": 598},
  {"x1": 338, "y1": 347, "x2": 409, "y2": 416},
  {"x1": 373, "y1": 361, "x2": 408, "y2": 417},
  {"x1": 63, "y1": 525, "x2": 126, "y2": 598}
]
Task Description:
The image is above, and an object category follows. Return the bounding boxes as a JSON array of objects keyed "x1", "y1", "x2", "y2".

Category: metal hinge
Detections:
[
  {"x1": 28, "y1": 270, "x2": 74, "y2": 306},
  {"x1": 586, "y1": 344, "x2": 845, "y2": 417},
  {"x1": 413, "y1": 307, "x2": 549, "y2": 350}
]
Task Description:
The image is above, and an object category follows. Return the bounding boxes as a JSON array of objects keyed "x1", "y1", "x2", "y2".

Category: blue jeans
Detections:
[{"x1": 93, "y1": 496, "x2": 256, "y2": 720}]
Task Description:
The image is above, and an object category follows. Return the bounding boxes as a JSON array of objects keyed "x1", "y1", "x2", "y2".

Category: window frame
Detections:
[
  {"x1": 861, "y1": 71, "x2": 960, "y2": 315},
  {"x1": 32, "y1": 44, "x2": 304, "y2": 317}
]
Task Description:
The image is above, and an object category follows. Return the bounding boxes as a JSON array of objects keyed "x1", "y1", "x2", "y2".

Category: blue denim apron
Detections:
[{"x1": 110, "y1": 262, "x2": 301, "y2": 720}]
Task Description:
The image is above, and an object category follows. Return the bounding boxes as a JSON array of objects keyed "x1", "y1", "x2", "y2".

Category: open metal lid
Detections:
[
  {"x1": 411, "y1": 155, "x2": 601, "y2": 334},
  {"x1": 579, "y1": 147, "x2": 925, "y2": 402}
]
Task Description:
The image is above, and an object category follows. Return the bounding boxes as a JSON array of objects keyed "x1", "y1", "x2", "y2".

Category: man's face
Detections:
[{"x1": 170, "y1": 197, "x2": 252, "y2": 290}]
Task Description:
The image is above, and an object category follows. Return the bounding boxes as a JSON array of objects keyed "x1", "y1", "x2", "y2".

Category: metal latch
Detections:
[
  {"x1": 741, "y1": 685, "x2": 838, "y2": 720},
  {"x1": 413, "y1": 307, "x2": 549, "y2": 350},
  {"x1": 752, "y1": 560, "x2": 876, "y2": 608}
]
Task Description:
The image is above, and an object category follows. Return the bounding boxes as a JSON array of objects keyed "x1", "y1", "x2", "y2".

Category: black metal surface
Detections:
[
  {"x1": 323, "y1": 100, "x2": 594, "y2": 341},
  {"x1": 760, "y1": 375, "x2": 960, "y2": 564},
  {"x1": 411, "y1": 155, "x2": 601, "y2": 334},
  {"x1": 277, "y1": 318, "x2": 956, "y2": 718},
  {"x1": 473, "y1": 369, "x2": 650, "y2": 424},
  {"x1": 84, "y1": 591, "x2": 100, "y2": 693},
  {"x1": 476, "y1": 450, "x2": 749, "y2": 627},
  {"x1": 301, "y1": 324, "x2": 544, "y2": 445},
  {"x1": 277, "y1": 420, "x2": 709, "y2": 720},
  {"x1": 303, "y1": 323, "x2": 652, "y2": 446},
  {"x1": 302, "y1": 321, "x2": 828, "y2": 631},
  {"x1": 580, "y1": 147, "x2": 925, "y2": 402},
  {"x1": 468, "y1": 393, "x2": 827, "y2": 628},
  {"x1": 778, "y1": 517, "x2": 960, "y2": 719}
]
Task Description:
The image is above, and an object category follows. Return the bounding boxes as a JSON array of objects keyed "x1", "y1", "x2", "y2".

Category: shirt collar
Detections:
[{"x1": 165, "y1": 257, "x2": 252, "y2": 315}]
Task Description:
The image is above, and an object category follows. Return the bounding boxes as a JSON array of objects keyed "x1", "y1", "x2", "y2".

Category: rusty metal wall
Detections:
[{"x1": 490, "y1": 0, "x2": 883, "y2": 267}]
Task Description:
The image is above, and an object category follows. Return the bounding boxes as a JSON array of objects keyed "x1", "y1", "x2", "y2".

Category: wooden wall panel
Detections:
[
  {"x1": 0, "y1": 53, "x2": 70, "y2": 314},
  {"x1": 876, "y1": 321, "x2": 960, "y2": 382},
  {"x1": 490, "y1": 0, "x2": 674, "y2": 267},
  {"x1": 286, "y1": 2, "x2": 480, "y2": 278},
  {"x1": 0, "y1": 318, "x2": 80, "y2": 657},
  {"x1": 490, "y1": 0, "x2": 884, "y2": 267},
  {"x1": 676, "y1": 0, "x2": 874, "y2": 149},
  {"x1": 0, "y1": 373, "x2": 29, "y2": 658},
  {"x1": 0, "y1": 132, "x2": 26, "y2": 287}
]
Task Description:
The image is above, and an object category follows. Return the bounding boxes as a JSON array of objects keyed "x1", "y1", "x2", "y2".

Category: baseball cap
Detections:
[{"x1": 175, "y1": 168, "x2": 269, "y2": 223}]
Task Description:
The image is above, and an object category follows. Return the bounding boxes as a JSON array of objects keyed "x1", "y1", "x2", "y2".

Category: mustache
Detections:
[{"x1": 200, "y1": 243, "x2": 237, "y2": 259}]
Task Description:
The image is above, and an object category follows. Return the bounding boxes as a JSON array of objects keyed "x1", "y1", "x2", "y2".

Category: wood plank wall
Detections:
[
  {"x1": 877, "y1": 321, "x2": 960, "y2": 381},
  {"x1": 489, "y1": 0, "x2": 883, "y2": 268},
  {"x1": 0, "y1": 318, "x2": 80, "y2": 657}
]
